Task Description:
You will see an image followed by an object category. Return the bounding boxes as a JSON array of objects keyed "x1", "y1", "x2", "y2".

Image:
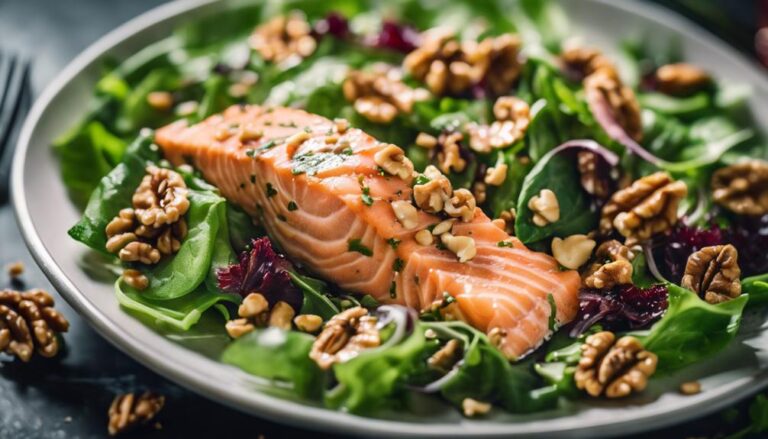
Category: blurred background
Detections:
[{"x1": 0, "y1": 0, "x2": 766, "y2": 438}]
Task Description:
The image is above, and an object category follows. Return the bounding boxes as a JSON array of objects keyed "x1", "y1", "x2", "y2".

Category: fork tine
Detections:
[{"x1": 0, "y1": 54, "x2": 28, "y2": 152}]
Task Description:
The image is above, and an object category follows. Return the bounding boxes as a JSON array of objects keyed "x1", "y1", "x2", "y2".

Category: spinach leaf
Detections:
[
  {"x1": 142, "y1": 189, "x2": 228, "y2": 300},
  {"x1": 115, "y1": 279, "x2": 239, "y2": 331},
  {"x1": 639, "y1": 92, "x2": 711, "y2": 118},
  {"x1": 641, "y1": 284, "x2": 748, "y2": 372},
  {"x1": 226, "y1": 203, "x2": 261, "y2": 253},
  {"x1": 117, "y1": 67, "x2": 182, "y2": 133},
  {"x1": 68, "y1": 132, "x2": 159, "y2": 252},
  {"x1": 54, "y1": 121, "x2": 129, "y2": 208},
  {"x1": 742, "y1": 273, "x2": 768, "y2": 307},
  {"x1": 515, "y1": 150, "x2": 597, "y2": 243},
  {"x1": 487, "y1": 151, "x2": 532, "y2": 217},
  {"x1": 222, "y1": 328, "x2": 326, "y2": 399},
  {"x1": 325, "y1": 325, "x2": 426, "y2": 414},
  {"x1": 289, "y1": 272, "x2": 340, "y2": 320}
]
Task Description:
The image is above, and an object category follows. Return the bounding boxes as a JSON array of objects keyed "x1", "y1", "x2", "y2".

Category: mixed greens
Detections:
[{"x1": 60, "y1": 0, "x2": 768, "y2": 421}]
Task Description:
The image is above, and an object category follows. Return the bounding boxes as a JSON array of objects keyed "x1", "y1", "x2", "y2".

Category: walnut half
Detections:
[
  {"x1": 600, "y1": 172, "x2": 687, "y2": 245},
  {"x1": 711, "y1": 160, "x2": 768, "y2": 216},
  {"x1": 582, "y1": 240, "x2": 634, "y2": 289},
  {"x1": 681, "y1": 244, "x2": 741, "y2": 304},
  {"x1": 108, "y1": 392, "x2": 165, "y2": 436},
  {"x1": 309, "y1": 307, "x2": 380, "y2": 370},
  {"x1": 575, "y1": 331, "x2": 658, "y2": 398}
]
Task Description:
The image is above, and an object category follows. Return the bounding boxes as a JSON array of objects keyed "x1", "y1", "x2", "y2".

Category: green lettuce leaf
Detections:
[
  {"x1": 115, "y1": 278, "x2": 239, "y2": 331},
  {"x1": 641, "y1": 284, "x2": 748, "y2": 372},
  {"x1": 222, "y1": 328, "x2": 326, "y2": 399}
]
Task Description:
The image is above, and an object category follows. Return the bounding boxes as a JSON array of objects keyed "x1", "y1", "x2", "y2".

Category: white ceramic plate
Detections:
[{"x1": 12, "y1": 0, "x2": 768, "y2": 437}]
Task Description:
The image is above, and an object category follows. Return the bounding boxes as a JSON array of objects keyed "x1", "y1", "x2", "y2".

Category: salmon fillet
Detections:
[{"x1": 156, "y1": 105, "x2": 580, "y2": 359}]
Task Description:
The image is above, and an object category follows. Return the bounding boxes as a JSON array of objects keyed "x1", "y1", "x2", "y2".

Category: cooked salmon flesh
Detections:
[{"x1": 156, "y1": 105, "x2": 580, "y2": 359}]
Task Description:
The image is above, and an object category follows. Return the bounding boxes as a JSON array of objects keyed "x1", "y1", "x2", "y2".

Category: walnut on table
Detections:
[
  {"x1": 0, "y1": 289, "x2": 69, "y2": 362},
  {"x1": 600, "y1": 172, "x2": 687, "y2": 245},
  {"x1": 309, "y1": 306, "x2": 380, "y2": 370},
  {"x1": 108, "y1": 392, "x2": 165, "y2": 436},
  {"x1": 681, "y1": 244, "x2": 741, "y2": 304},
  {"x1": 711, "y1": 160, "x2": 768, "y2": 216},
  {"x1": 575, "y1": 331, "x2": 658, "y2": 398}
]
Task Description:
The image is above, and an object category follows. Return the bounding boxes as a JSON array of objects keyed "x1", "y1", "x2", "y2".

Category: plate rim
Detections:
[{"x1": 11, "y1": 0, "x2": 768, "y2": 437}]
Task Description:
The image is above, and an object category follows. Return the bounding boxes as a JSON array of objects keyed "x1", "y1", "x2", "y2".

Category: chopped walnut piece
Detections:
[
  {"x1": 146, "y1": 91, "x2": 173, "y2": 112},
  {"x1": 462, "y1": 398, "x2": 492, "y2": 417},
  {"x1": 403, "y1": 30, "x2": 522, "y2": 97},
  {"x1": 585, "y1": 71, "x2": 643, "y2": 142},
  {"x1": 226, "y1": 293, "x2": 297, "y2": 338},
  {"x1": 343, "y1": 67, "x2": 428, "y2": 124},
  {"x1": 441, "y1": 233, "x2": 477, "y2": 262},
  {"x1": 374, "y1": 144, "x2": 415, "y2": 182},
  {"x1": 436, "y1": 132, "x2": 467, "y2": 174},
  {"x1": 582, "y1": 240, "x2": 634, "y2": 289},
  {"x1": 444, "y1": 189, "x2": 477, "y2": 222},
  {"x1": 468, "y1": 96, "x2": 530, "y2": 153},
  {"x1": 413, "y1": 166, "x2": 453, "y2": 213},
  {"x1": 0, "y1": 289, "x2": 69, "y2": 362},
  {"x1": 527, "y1": 189, "x2": 560, "y2": 227},
  {"x1": 495, "y1": 208, "x2": 516, "y2": 235},
  {"x1": 472, "y1": 182, "x2": 487, "y2": 205},
  {"x1": 681, "y1": 244, "x2": 741, "y2": 304},
  {"x1": 391, "y1": 200, "x2": 419, "y2": 230},
  {"x1": 427, "y1": 339, "x2": 463, "y2": 373},
  {"x1": 250, "y1": 13, "x2": 317, "y2": 64},
  {"x1": 679, "y1": 381, "x2": 702, "y2": 395},
  {"x1": 415, "y1": 132, "x2": 438, "y2": 149},
  {"x1": 293, "y1": 314, "x2": 323, "y2": 333},
  {"x1": 559, "y1": 46, "x2": 619, "y2": 81},
  {"x1": 119, "y1": 242, "x2": 161, "y2": 265},
  {"x1": 575, "y1": 331, "x2": 658, "y2": 398},
  {"x1": 6, "y1": 261, "x2": 24, "y2": 279},
  {"x1": 108, "y1": 392, "x2": 165, "y2": 436},
  {"x1": 551, "y1": 235, "x2": 596, "y2": 270},
  {"x1": 600, "y1": 172, "x2": 687, "y2": 245},
  {"x1": 655, "y1": 63, "x2": 711, "y2": 96},
  {"x1": 123, "y1": 269, "x2": 149, "y2": 291},
  {"x1": 711, "y1": 161, "x2": 768, "y2": 216},
  {"x1": 310, "y1": 307, "x2": 380, "y2": 369}
]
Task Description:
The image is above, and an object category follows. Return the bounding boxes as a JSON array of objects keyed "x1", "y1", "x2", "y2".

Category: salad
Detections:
[{"x1": 58, "y1": 0, "x2": 768, "y2": 419}]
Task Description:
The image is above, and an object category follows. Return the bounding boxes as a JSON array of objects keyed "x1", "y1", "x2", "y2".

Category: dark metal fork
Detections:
[{"x1": 0, "y1": 51, "x2": 31, "y2": 204}]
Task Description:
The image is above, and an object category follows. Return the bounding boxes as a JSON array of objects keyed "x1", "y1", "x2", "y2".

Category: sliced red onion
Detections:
[
  {"x1": 410, "y1": 361, "x2": 463, "y2": 393},
  {"x1": 375, "y1": 305, "x2": 414, "y2": 350},
  {"x1": 540, "y1": 139, "x2": 620, "y2": 167},
  {"x1": 587, "y1": 86, "x2": 753, "y2": 171},
  {"x1": 643, "y1": 243, "x2": 669, "y2": 284}
]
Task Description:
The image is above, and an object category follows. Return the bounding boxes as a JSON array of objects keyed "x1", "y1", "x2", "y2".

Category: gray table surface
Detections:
[{"x1": 0, "y1": 0, "x2": 757, "y2": 438}]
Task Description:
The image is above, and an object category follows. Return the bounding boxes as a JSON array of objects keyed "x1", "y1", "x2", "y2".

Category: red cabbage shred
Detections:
[
  {"x1": 217, "y1": 237, "x2": 303, "y2": 310},
  {"x1": 570, "y1": 284, "x2": 668, "y2": 337}
]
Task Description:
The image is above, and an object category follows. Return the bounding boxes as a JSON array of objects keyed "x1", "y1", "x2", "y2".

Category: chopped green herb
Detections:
[
  {"x1": 348, "y1": 239, "x2": 373, "y2": 256},
  {"x1": 340, "y1": 146, "x2": 353, "y2": 155},
  {"x1": 361, "y1": 186, "x2": 373, "y2": 206},
  {"x1": 414, "y1": 175, "x2": 431, "y2": 185},
  {"x1": 303, "y1": 126, "x2": 312, "y2": 133},
  {"x1": 245, "y1": 149, "x2": 256, "y2": 157},
  {"x1": 277, "y1": 214, "x2": 287, "y2": 222},
  {"x1": 257, "y1": 140, "x2": 276, "y2": 151},
  {"x1": 497, "y1": 240, "x2": 514, "y2": 247},
  {"x1": 250, "y1": 175, "x2": 256, "y2": 184},
  {"x1": 386, "y1": 238, "x2": 401, "y2": 249},
  {"x1": 265, "y1": 183, "x2": 277, "y2": 198},
  {"x1": 547, "y1": 293, "x2": 558, "y2": 331},
  {"x1": 292, "y1": 152, "x2": 346, "y2": 176},
  {"x1": 389, "y1": 281, "x2": 397, "y2": 298},
  {"x1": 392, "y1": 258, "x2": 404, "y2": 272},
  {"x1": 239, "y1": 182, "x2": 246, "y2": 189},
  {"x1": 287, "y1": 201, "x2": 298, "y2": 211}
]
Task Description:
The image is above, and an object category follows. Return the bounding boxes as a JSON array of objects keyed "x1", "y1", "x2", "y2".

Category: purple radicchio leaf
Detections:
[
  {"x1": 569, "y1": 284, "x2": 669, "y2": 337},
  {"x1": 365, "y1": 20, "x2": 420, "y2": 53},
  {"x1": 313, "y1": 12, "x2": 350, "y2": 39},
  {"x1": 217, "y1": 237, "x2": 303, "y2": 310}
]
